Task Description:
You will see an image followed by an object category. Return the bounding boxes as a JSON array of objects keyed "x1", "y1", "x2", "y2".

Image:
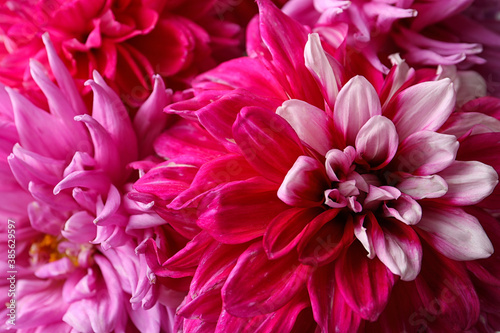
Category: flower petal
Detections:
[
  {"x1": 335, "y1": 242, "x2": 396, "y2": 321},
  {"x1": 382, "y1": 193, "x2": 422, "y2": 225},
  {"x1": 371, "y1": 217, "x2": 422, "y2": 281},
  {"x1": 417, "y1": 205, "x2": 493, "y2": 261},
  {"x1": 334, "y1": 76, "x2": 382, "y2": 145},
  {"x1": 355, "y1": 115, "x2": 398, "y2": 169},
  {"x1": 263, "y1": 207, "x2": 322, "y2": 259},
  {"x1": 308, "y1": 263, "x2": 362, "y2": 333},
  {"x1": 389, "y1": 79, "x2": 455, "y2": 141},
  {"x1": 276, "y1": 99, "x2": 333, "y2": 155},
  {"x1": 436, "y1": 161, "x2": 498, "y2": 206},
  {"x1": 278, "y1": 155, "x2": 329, "y2": 207},
  {"x1": 395, "y1": 131, "x2": 459, "y2": 175},
  {"x1": 197, "y1": 177, "x2": 287, "y2": 243},
  {"x1": 304, "y1": 33, "x2": 340, "y2": 106},
  {"x1": 396, "y1": 174, "x2": 448, "y2": 199},
  {"x1": 222, "y1": 242, "x2": 312, "y2": 317},
  {"x1": 233, "y1": 106, "x2": 305, "y2": 183}
]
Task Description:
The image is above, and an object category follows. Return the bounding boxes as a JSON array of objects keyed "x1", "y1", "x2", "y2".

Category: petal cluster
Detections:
[
  {"x1": 133, "y1": 1, "x2": 500, "y2": 332},
  {"x1": 0, "y1": 35, "x2": 179, "y2": 332},
  {"x1": 0, "y1": 0, "x2": 244, "y2": 106}
]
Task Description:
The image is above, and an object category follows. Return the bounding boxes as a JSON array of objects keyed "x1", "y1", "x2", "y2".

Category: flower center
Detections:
[{"x1": 29, "y1": 234, "x2": 91, "y2": 267}]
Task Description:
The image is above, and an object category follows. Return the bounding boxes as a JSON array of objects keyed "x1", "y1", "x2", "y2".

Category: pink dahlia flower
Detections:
[
  {"x1": 0, "y1": 34, "x2": 180, "y2": 332},
  {"x1": 134, "y1": 1, "x2": 500, "y2": 331},
  {"x1": 282, "y1": 0, "x2": 500, "y2": 96},
  {"x1": 0, "y1": 0, "x2": 242, "y2": 106}
]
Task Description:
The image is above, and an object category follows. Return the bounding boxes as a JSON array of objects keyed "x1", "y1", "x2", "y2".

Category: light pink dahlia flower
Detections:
[
  {"x1": 133, "y1": 1, "x2": 500, "y2": 332},
  {"x1": 0, "y1": 0, "x2": 243, "y2": 106},
  {"x1": 282, "y1": 0, "x2": 500, "y2": 96},
  {"x1": 0, "y1": 34, "x2": 180, "y2": 332}
]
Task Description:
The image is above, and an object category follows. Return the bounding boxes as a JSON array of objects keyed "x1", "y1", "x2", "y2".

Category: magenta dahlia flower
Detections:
[
  {"x1": 0, "y1": 0, "x2": 243, "y2": 106},
  {"x1": 282, "y1": 0, "x2": 500, "y2": 96},
  {"x1": 134, "y1": 1, "x2": 500, "y2": 331},
  {"x1": 0, "y1": 34, "x2": 180, "y2": 332}
]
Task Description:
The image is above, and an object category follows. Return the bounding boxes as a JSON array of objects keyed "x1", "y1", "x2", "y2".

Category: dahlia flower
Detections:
[
  {"x1": 134, "y1": 1, "x2": 500, "y2": 331},
  {"x1": 0, "y1": 34, "x2": 179, "y2": 332},
  {"x1": 0, "y1": 0, "x2": 242, "y2": 106},
  {"x1": 282, "y1": 0, "x2": 500, "y2": 96}
]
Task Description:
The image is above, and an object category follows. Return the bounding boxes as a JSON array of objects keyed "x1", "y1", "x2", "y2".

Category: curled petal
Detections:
[
  {"x1": 396, "y1": 174, "x2": 448, "y2": 199},
  {"x1": 334, "y1": 76, "x2": 382, "y2": 145},
  {"x1": 383, "y1": 194, "x2": 422, "y2": 225},
  {"x1": 355, "y1": 116, "x2": 398, "y2": 170},
  {"x1": 277, "y1": 99, "x2": 333, "y2": 155},
  {"x1": 278, "y1": 156, "x2": 329, "y2": 207}
]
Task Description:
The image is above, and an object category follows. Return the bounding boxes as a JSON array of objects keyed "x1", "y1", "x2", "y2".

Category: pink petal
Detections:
[
  {"x1": 304, "y1": 33, "x2": 340, "y2": 106},
  {"x1": 216, "y1": 292, "x2": 308, "y2": 333},
  {"x1": 233, "y1": 106, "x2": 305, "y2": 183},
  {"x1": 335, "y1": 242, "x2": 396, "y2": 321},
  {"x1": 42, "y1": 33, "x2": 87, "y2": 116},
  {"x1": 133, "y1": 75, "x2": 170, "y2": 158},
  {"x1": 193, "y1": 57, "x2": 286, "y2": 99},
  {"x1": 54, "y1": 170, "x2": 111, "y2": 196},
  {"x1": 75, "y1": 114, "x2": 122, "y2": 181},
  {"x1": 379, "y1": 54, "x2": 415, "y2": 110},
  {"x1": 325, "y1": 147, "x2": 356, "y2": 182},
  {"x1": 414, "y1": 241, "x2": 480, "y2": 331},
  {"x1": 363, "y1": 185, "x2": 401, "y2": 210},
  {"x1": 195, "y1": 89, "x2": 282, "y2": 153},
  {"x1": 133, "y1": 161, "x2": 197, "y2": 201},
  {"x1": 10, "y1": 143, "x2": 65, "y2": 188},
  {"x1": 371, "y1": 217, "x2": 422, "y2": 281},
  {"x1": 7, "y1": 87, "x2": 83, "y2": 160},
  {"x1": 308, "y1": 263, "x2": 361, "y2": 333},
  {"x1": 85, "y1": 72, "x2": 138, "y2": 165},
  {"x1": 355, "y1": 115, "x2": 398, "y2": 169},
  {"x1": 29, "y1": 59, "x2": 89, "y2": 144},
  {"x1": 94, "y1": 185, "x2": 123, "y2": 226},
  {"x1": 417, "y1": 205, "x2": 493, "y2": 261},
  {"x1": 197, "y1": 177, "x2": 286, "y2": 243},
  {"x1": 334, "y1": 75, "x2": 382, "y2": 145},
  {"x1": 396, "y1": 174, "x2": 448, "y2": 199},
  {"x1": 436, "y1": 161, "x2": 498, "y2": 206},
  {"x1": 298, "y1": 211, "x2": 354, "y2": 265},
  {"x1": 389, "y1": 79, "x2": 455, "y2": 141},
  {"x1": 222, "y1": 241, "x2": 312, "y2": 317},
  {"x1": 61, "y1": 211, "x2": 97, "y2": 243},
  {"x1": 276, "y1": 99, "x2": 333, "y2": 155},
  {"x1": 353, "y1": 214, "x2": 376, "y2": 259},
  {"x1": 440, "y1": 112, "x2": 500, "y2": 138},
  {"x1": 411, "y1": 0, "x2": 474, "y2": 30},
  {"x1": 28, "y1": 201, "x2": 65, "y2": 235},
  {"x1": 169, "y1": 154, "x2": 258, "y2": 210},
  {"x1": 278, "y1": 155, "x2": 329, "y2": 207},
  {"x1": 29, "y1": 181, "x2": 79, "y2": 211},
  {"x1": 395, "y1": 131, "x2": 459, "y2": 176},
  {"x1": 263, "y1": 207, "x2": 322, "y2": 259},
  {"x1": 154, "y1": 118, "x2": 225, "y2": 163},
  {"x1": 35, "y1": 257, "x2": 75, "y2": 279},
  {"x1": 257, "y1": 0, "x2": 323, "y2": 106},
  {"x1": 180, "y1": 242, "x2": 247, "y2": 321},
  {"x1": 382, "y1": 193, "x2": 422, "y2": 225}
]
